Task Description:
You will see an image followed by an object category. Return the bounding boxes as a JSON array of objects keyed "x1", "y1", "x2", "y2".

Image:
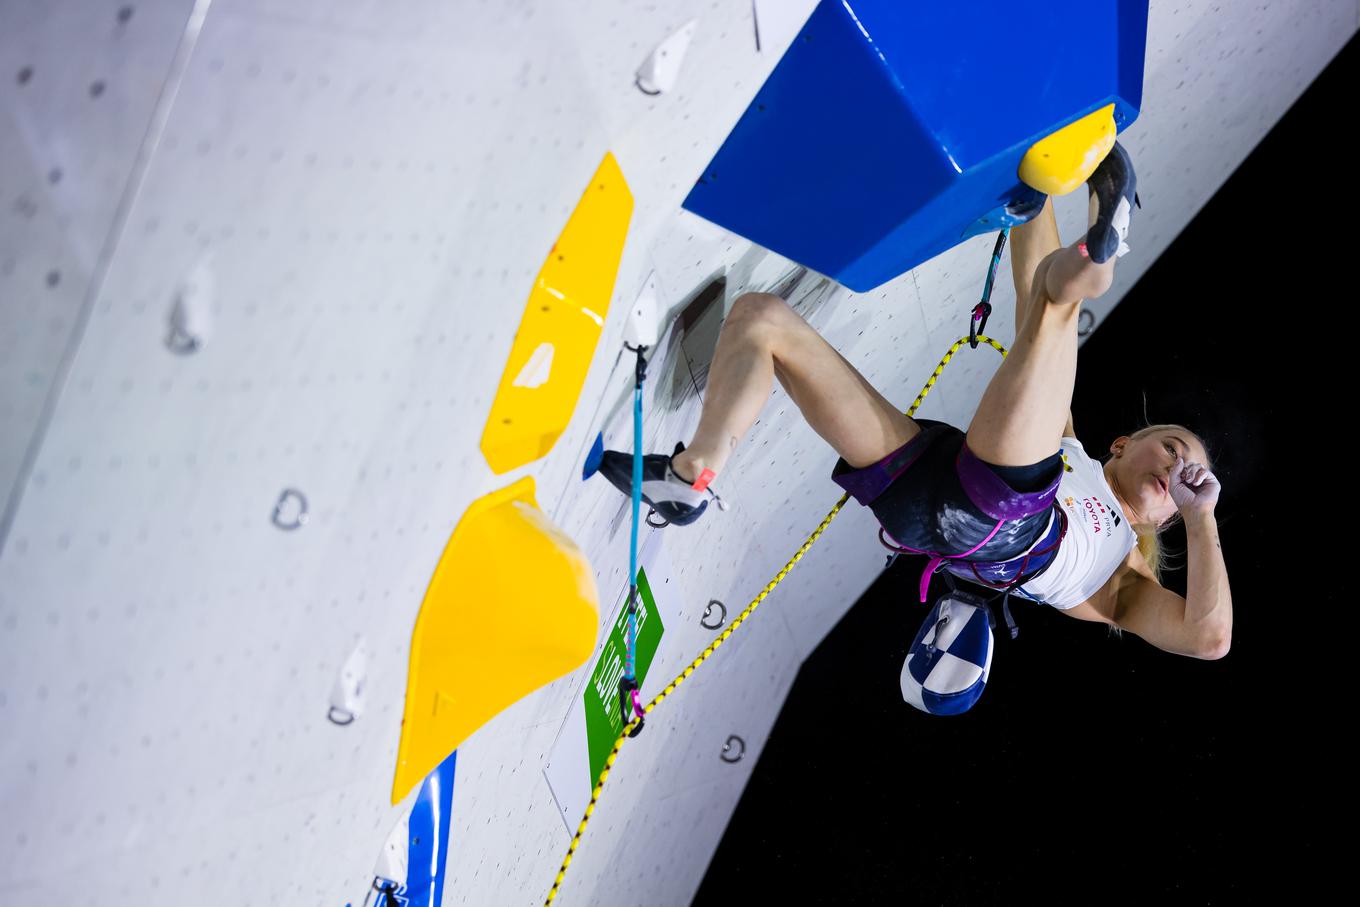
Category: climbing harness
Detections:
[
  {"x1": 955, "y1": 508, "x2": 1068, "y2": 628},
  {"x1": 878, "y1": 507, "x2": 1067, "y2": 640},
  {"x1": 546, "y1": 228, "x2": 1072, "y2": 904},
  {"x1": 878, "y1": 522, "x2": 1004, "y2": 605}
]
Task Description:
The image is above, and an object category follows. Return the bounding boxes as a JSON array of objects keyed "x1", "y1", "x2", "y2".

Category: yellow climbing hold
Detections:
[
  {"x1": 391, "y1": 477, "x2": 599, "y2": 803},
  {"x1": 479, "y1": 152, "x2": 635, "y2": 474},
  {"x1": 1018, "y1": 103, "x2": 1118, "y2": 196}
]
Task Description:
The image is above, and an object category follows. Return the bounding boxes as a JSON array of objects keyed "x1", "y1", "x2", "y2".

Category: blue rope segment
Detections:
[
  {"x1": 981, "y1": 227, "x2": 1009, "y2": 302},
  {"x1": 626, "y1": 376, "x2": 642, "y2": 682}
]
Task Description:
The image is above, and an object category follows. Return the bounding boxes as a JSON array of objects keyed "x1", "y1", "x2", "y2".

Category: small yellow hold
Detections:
[{"x1": 1019, "y1": 103, "x2": 1118, "y2": 196}]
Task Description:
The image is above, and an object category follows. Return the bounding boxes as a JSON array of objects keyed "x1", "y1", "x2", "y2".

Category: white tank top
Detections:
[{"x1": 1014, "y1": 437, "x2": 1138, "y2": 609}]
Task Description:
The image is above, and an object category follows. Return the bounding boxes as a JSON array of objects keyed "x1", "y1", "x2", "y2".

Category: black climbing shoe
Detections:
[
  {"x1": 597, "y1": 443, "x2": 724, "y2": 527},
  {"x1": 1085, "y1": 140, "x2": 1140, "y2": 265}
]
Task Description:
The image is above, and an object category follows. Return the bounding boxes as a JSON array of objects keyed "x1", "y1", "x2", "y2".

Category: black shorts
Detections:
[{"x1": 831, "y1": 418, "x2": 1065, "y2": 581}]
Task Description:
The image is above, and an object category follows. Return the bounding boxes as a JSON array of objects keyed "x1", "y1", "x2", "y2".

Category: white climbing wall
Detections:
[{"x1": 0, "y1": 0, "x2": 1353, "y2": 904}]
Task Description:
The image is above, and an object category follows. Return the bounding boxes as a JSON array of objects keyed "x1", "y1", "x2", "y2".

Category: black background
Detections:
[{"x1": 695, "y1": 32, "x2": 1350, "y2": 906}]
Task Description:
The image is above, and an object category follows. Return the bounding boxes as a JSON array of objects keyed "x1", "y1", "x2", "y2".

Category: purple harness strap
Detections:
[
  {"x1": 962, "y1": 507, "x2": 1067, "y2": 592},
  {"x1": 954, "y1": 442, "x2": 1063, "y2": 522},
  {"x1": 836, "y1": 423, "x2": 1066, "y2": 604},
  {"x1": 880, "y1": 521, "x2": 1007, "y2": 603},
  {"x1": 832, "y1": 422, "x2": 951, "y2": 507},
  {"x1": 880, "y1": 505, "x2": 1068, "y2": 604}
]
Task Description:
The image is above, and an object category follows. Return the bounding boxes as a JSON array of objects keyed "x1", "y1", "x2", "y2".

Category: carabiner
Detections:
[
  {"x1": 618, "y1": 676, "x2": 645, "y2": 737},
  {"x1": 969, "y1": 302, "x2": 991, "y2": 349}
]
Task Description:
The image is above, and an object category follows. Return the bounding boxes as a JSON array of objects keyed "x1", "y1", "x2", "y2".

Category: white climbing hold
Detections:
[
  {"x1": 373, "y1": 806, "x2": 411, "y2": 887},
  {"x1": 623, "y1": 271, "x2": 660, "y2": 349},
  {"x1": 167, "y1": 252, "x2": 215, "y2": 353},
  {"x1": 329, "y1": 637, "x2": 369, "y2": 723},
  {"x1": 636, "y1": 19, "x2": 698, "y2": 95}
]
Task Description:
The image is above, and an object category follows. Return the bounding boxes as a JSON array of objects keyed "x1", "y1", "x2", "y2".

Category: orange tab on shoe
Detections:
[{"x1": 691, "y1": 468, "x2": 716, "y2": 492}]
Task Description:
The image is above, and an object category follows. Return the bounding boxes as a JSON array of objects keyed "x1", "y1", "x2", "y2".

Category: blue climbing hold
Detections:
[
  {"x1": 682, "y1": 0, "x2": 1149, "y2": 292},
  {"x1": 582, "y1": 432, "x2": 605, "y2": 480}
]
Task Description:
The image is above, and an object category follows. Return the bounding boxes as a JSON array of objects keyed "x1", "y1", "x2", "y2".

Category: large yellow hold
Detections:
[
  {"x1": 1018, "y1": 103, "x2": 1118, "y2": 196},
  {"x1": 391, "y1": 477, "x2": 599, "y2": 804},
  {"x1": 479, "y1": 153, "x2": 634, "y2": 474}
]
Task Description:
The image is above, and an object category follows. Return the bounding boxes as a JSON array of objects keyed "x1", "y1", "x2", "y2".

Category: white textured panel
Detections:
[
  {"x1": 0, "y1": 0, "x2": 194, "y2": 537},
  {"x1": 0, "y1": 0, "x2": 195, "y2": 265},
  {"x1": 0, "y1": 0, "x2": 1353, "y2": 904},
  {"x1": 574, "y1": 775, "x2": 751, "y2": 907}
]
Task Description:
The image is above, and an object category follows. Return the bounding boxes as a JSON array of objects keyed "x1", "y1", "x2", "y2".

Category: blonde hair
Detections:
[{"x1": 1102, "y1": 422, "x2": 1213, "y2": 584}]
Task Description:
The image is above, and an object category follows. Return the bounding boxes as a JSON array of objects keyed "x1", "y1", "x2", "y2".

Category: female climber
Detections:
[{"x1": 597, "y1": 143, "x2": 1232, "y2": 660}]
